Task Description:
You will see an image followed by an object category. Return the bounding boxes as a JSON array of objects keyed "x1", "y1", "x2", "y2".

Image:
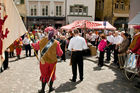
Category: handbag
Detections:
[{"x1": 124, "y1": 53, "x2": 138, "y2": 73}]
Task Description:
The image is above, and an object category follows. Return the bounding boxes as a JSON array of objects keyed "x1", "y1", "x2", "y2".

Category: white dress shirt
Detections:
[
  {"x1": 23, "y1": 37, "x2": 30, "y2": 45},
  {"x1": 113, "y1": 35, "x2": 123, "y2": 44},
  {"x1": 107, "y1": 35, "x2": 114, "y2": 43},
  {"x1": 90, "y1": 33, "x2": 97, "y2": 41},
  {"x1": 68, "y1": 36, "x2": 88, "y2": 51}
]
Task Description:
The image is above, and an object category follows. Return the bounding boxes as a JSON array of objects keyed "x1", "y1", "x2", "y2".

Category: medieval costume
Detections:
[
  {"x1": 9, "y1": 43, "x2": 15, "y2": 58},
  {"x1": 32, "y1": 28, "x2": 63, "y2": 93},
  {"x1": 129, "y1": 25, "x2": 140, "y2": 89},
  {"x1": 14, "y1": 37, "x2": 23, "y2": 59}
]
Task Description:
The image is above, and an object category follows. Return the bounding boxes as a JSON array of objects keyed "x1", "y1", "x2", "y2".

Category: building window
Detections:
[
  {"x1": 70, "y1": 5, "x2": 88, "y2": 16},
  {"x1": 20, "y1": 0, "x2": 24, "y2": 4},
  {"x1": 30, "y1": 5, "x2": 37, "y2": 16},
  {"x1": 46, "y1": 6, "x2": 48, "y2": 15},
  {"x1": 120, "y1": 2, "x2": 125, "y2": 10},
  {"x1": 115, "y1": 3, "x2": 119, "y2": 9},
  {"x1": 31, "y1": 9, "x2": 33, "y2": 16},
  {"x1": 42, "y1": 5, "x2": 48, "y2": 16},
  {"x1": 56, "y1": 6, "x2": 62, "y2": 16}
]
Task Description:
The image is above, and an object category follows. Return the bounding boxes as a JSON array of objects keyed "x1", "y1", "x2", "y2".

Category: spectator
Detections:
[
  {"x1": 33, "y1": 35, "x2": 39, "y2": 56},
  {"x1": 113, "y1": 31, "x2": 123, "y2": 66},
  {"x1": 23, "y1": 34, "x2": 31, "y2": 57},
  {"x1": 60, "y1": 35, "x2": 67, "y2": 62},
  {"x1": 118, "y1": 33, "x2": 130, "y2": 69},
  {"x1": 106, "y1": 32, "x2": 114, "y2": 63},
  {"x1": 98, "y1": 34, "x2": 107, "y2": 67}
]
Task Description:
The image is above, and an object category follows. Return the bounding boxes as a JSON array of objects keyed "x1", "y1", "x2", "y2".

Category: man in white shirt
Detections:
[
  {"x1": 68, "y1": 29, "x2": 88, "y2": 82},
  {"x1": 113, "y1": 31, "x2": 123, "y2": 65},
  {"x1": 106, "y1": 32, "x2": 114, "y2": 62},
  {"x1": 90, "y1": 32, "x2": 97, "y2": 46},
  {"x1": 23, "y1": 34, "x2": 31, "y2": 57}
]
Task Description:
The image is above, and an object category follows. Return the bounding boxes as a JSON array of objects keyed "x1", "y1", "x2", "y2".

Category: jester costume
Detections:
[{"x1": 32, "y1": 29, "x2": 63, "y2": 93}]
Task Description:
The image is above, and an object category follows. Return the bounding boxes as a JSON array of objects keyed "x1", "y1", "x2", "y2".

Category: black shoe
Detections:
[
  {"x1": 69, "y1": 79, "x2": 76, "y2": 82},
  {"x1": 105, "y1": 60, "x2": 110, "y2": 63},
  {"x1": 80, "y1": 79, "x2": 83, "y2": 82},
  {"x1": 48, "y1": 87, "x2": 55, "y2": 93},
  {"x1": 38, "y1": 89, "x2": 45, "y2": 93},
  {"x1": 98, "y1": 64, "x2": 103, "y2": 67},
  {"x1": 0, "y1": 68, "x2": 3, "y2": 73},
  {"x1": 137, "y1": 82, "x2": 140, "y2": 85},
  {"x1": 135, "y1": 84, "x2": 140, "y2": 89}
]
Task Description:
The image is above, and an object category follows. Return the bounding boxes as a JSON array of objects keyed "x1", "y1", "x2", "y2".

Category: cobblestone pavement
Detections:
[{"x1": 0, "y1": 51, "x2": 140, "y2": 93}]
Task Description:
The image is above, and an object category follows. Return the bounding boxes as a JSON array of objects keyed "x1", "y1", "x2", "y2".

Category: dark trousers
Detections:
[
  {"x1": 71, "y1": 51, "x2": 83, "y2": 81},
  {"x1": 91, "y1": 41, "x2": 95, "y2": 46},
  {"x1": 61, "y1": 49, "x2": 66, "y2": 61},
  {"x1": 106, "y1": 45, "x2": 113, "y2": 61},
  {"x1": 98, "y1": 51, "x2": 105, "y2": 66},
  {"x1": 3, "y1": 51, "x2": 9, "y2": 70},
  {"x1": 113, "y1": 45, "x2": 118, "y2": 64},
  {"x1": 34, "y1": 50, "x2": 38, "y2": 56},
  {"x1": 25, "y1": 44, "x2": 31, "y2": 57},
  {"x1": 10, "y1": 52, "x2": 14, "y2": 58}
]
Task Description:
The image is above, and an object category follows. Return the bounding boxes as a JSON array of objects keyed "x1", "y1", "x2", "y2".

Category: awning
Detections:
[
  {"x1": 61, "y1": 20, "x2": 116, "y2": 31},
  {"x1": 128, "y1": 12, "x2": 140, "y2": 25}
]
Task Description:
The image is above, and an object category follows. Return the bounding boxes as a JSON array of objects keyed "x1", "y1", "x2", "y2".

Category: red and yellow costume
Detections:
[
  {"x1": 14, "y1": 37, "x2": 23, "y2": 56},
  {"x1": 129, "y1": 26, "x2": 140, "y2": 69},
  {"x1": 32, "y1": 37, "x2": 63, "y2": 83}
]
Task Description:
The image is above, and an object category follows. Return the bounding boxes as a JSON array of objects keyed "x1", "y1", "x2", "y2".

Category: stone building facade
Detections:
[
  {"x1": 14, "y1": 0, "x2": 27, "y2": 24},
  {"x1": 13, "y1": 0, "x2": 96, "y2": 28},
  {"x1": 25, "y1": 0, "x2": 66, "y2": 29},
  {"x1": 95, "y1": 0, "x2": 130, "y2": 30},
  {"x1": 66, "y1": 0, "x2": 95, "y2": 24}
]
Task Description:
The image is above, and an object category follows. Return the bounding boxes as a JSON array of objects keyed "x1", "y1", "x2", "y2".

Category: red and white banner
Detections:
[
  {"x1": 3, "y1": 0, "x2": 27, "y2": 52},
  {"x1": 0, "y1": 0, "x2": 26, "y2": 67}
]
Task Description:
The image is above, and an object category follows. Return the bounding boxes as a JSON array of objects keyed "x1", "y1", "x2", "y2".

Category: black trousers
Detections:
[
  {"x1": 34, "y1": 50, "x2": 38, "y2": 56},
  {"x1": 25, "y1": 44, "x2": 31, "y2": 57},
  {"x1": 91, "y1": 41, "x2": 95, "y2": 46},
  {"x1": 61, "y1": 48, "x2": 66, "y2": 61},
  {"x1": 10, "y1": 52, "x2": 14, "y2": 57},
  {"x1": 71, "y1": 51, "x2": 83, "y2": 81},
  {"x1": 113, "y1": 45, "x2": 118, "y2": 64},
  {"x1": 98, "y1": 51, "x2": 105, "y2": 66},
  {"x1": 3, "y1": 51, "x2": 9, "y2": 70},
  {"x1": 106, "y1": 45, "x2": 113, "y2": 61}
]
